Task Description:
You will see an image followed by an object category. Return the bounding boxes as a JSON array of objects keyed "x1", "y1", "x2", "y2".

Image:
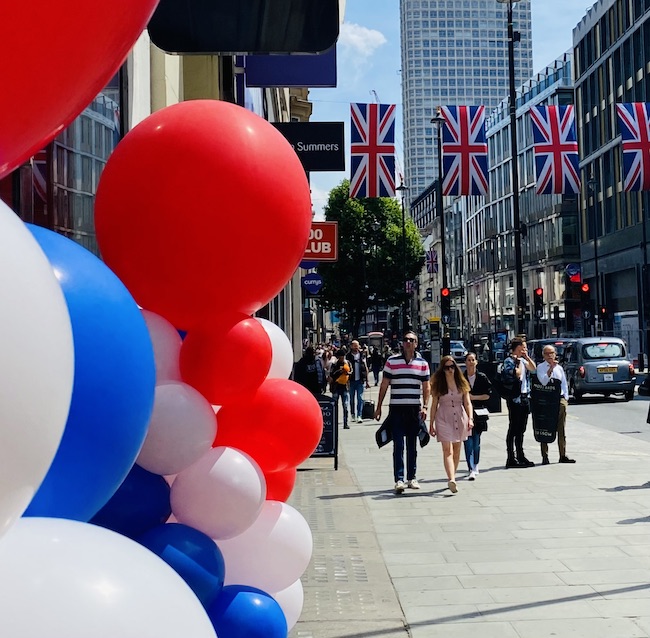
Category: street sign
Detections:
[
  {"x1": 442, "y1": 314, "x2": 451, "y2": 324},
  {"x1": 303, "y1": 221, "x2": 338, "y2": 262},
  {"x1": 535, "y1": 309, "x2": 543, "y2": 319},
  {"x1": 301, "y1": 273, "x2": 323, "y2": 295},
  {"x1": 582, "y1": 309, "x2": 591, "y2": 319},
  {"x1": 273, "y1": 122, "x2": 344, "y2": 172}
]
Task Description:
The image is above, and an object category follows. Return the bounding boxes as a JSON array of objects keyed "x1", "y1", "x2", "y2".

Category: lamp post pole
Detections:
[
  {"x1": 498, "y1": 0, "x2": 524, "y2": 336},
  {"x1": 396, "y1": 182, "x2": 409, "y2": 333},
  {"x1": 372, "y1": 220, "x2": 381, "y2": 331},
  {"x1": 431, "y1": 108, "x2": 450, "y2": 355},
  {"x1": 587, "y1": 175, "x2": 599, "y2": 336}
]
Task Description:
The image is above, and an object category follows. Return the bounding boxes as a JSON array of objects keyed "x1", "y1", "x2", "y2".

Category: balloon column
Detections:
[
  {"x1": 2, "y1": 4, "x2": 322, "y2": 635},
  {"x1": 90, "y1": 99, "x2": 322, "y2": 635},
  {"x1": 0, "y1": 92, "x2": 319, "y2": 633}
]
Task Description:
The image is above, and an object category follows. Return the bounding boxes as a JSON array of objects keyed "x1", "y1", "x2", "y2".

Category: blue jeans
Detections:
[
  {"x1": 464, "y1": 429, "x2": 482, "y2": 471},
  {"x1": 390, "y1": 406, "x2": 420, "y2": 482},
  {"x1": 332, "y1": 385, "x2": 349, "y2": 426},
  {"x1": 349, "y1": 379, "x2": 365, "y2": 418}
]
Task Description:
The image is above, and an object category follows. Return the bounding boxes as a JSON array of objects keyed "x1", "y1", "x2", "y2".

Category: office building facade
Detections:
[{"x1": 573, "y1": 0, "x2": 650, "y2": 357}]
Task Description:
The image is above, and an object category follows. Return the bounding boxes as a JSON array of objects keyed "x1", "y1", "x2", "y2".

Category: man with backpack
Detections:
[{"x1": 498, "y1": 337, "x2": 537, "y2": 468}]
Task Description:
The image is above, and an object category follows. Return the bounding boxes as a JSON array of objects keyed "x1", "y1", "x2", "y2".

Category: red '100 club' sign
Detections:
[{"x1": 303, "y1": 222, "x2": 338, "y2": 262}]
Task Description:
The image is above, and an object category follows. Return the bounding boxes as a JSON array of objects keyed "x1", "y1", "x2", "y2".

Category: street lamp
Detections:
[
  {"x1": 396, "y1": 181, "x2": 409, "y2": 332},
  {"x1": 497, "y1": 0, "x2": 525, "y2": 336},
  {"x1": 431, "y1": 107, "x2": 450, "y2": 355},
  {"x1": 586, "y1": 173, "x2": 599, "y2": 336},
  {"x1": 371, "y1": 220, "x2": 381, "y2": 331}
]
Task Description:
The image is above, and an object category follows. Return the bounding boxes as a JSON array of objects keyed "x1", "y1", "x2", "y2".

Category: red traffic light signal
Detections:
[
  {"x1": 534, "y1": 287, "x2": 543, "y2": 297},
  {"x1": 580, "y1": 282, "x2": 590, "y2": 294},
  {"x1": 441, "y1": 287, "x2": 450, "y2": 297}
]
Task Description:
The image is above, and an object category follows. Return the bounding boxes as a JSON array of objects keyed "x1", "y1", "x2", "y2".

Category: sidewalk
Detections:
[{"x1": 290, "y1": 387, "x2": 650, "y2": 638}]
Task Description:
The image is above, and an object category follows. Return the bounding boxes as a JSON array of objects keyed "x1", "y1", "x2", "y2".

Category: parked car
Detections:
[
  {"x1": 450, "y1": 340, "x2": 468, "y2": 364},
  {"x1": 561, "y1": 337, "x2": 636, "y2": 401},
  {"x1": 527, "y1": 338, "x2": 575, "y2": 365}
]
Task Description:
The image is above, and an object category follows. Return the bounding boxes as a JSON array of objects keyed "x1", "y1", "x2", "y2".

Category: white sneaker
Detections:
[
  {"x1": 468, "y1": 471, "x2": 477, "y2": 481},
  {"x1": 407, "y1": 479, "x2": 420, "y2": 489},
  {"x1": 474, "y1": 467, "x2": 479, "y2": 476},
  {"x1": 394, "y1": 480, "x2": 407, "y2": 493},
  {"x1": 357, "y1": 416, "x2": 363, "y2": 423},
  {"x1": 448, "y1": 479, "x2": 458, "y2": 493}
]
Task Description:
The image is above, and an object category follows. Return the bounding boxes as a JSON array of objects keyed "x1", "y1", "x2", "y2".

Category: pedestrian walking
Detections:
[
  {"x1": 293, "y1": 346, "x2": 325, "y2": 396},
  {"x1": 502, "y1": 337, "x2": 537, "y2": 468},
  {"x1": 370, "y1": 346, "x2": 383, "y2": 386},
  {"x1": 463, "y1": 353, "x2": 492, "y2": 480},
  {"x1": 374, "y1": 331, "x2": 430, "y2": 494},
  {"x1": 346, "y1": 340, "x2": 370, "y2": 423},
  {"x1": 329, "y1": 349, "x2": 351, "y2": 429},
  {"x1": 429, "y1": 356, "x2": 473, "y2": 494},
  {"x1": 322, "y1": 348, "x2": 335, "y2": 393},
  {"x1": 536, "y1": 344, "x2": 576, "y2": 465}
]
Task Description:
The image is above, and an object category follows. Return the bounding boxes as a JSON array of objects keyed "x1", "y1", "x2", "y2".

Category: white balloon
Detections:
[
  {"x1": 217, "y1": 500, "x2": 313, "y2": 592},
  {"x1": 142, "y1": 310, "x2": 182, "y2": 382},
  {"x1": 137, "y1": 382, "x2": 217, "y2": 475},
  {"x1": 0, "y1": 202, "x2": 74, "y2": 538},
  {"x1": 0, "y1": 518, "x2": 216, "y2": 638},
  {"x1": 171, "y1": 447, "x2": 266, "y2": 540},
  {"x1": 256, "y1": 318, "x2": 294, "y2": 379},
  {"x1": 269, "y1": 579, "x2": 304, "y2": 631}
]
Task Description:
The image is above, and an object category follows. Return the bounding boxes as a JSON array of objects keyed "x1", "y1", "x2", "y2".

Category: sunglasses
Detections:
[
  {"x1": 444, "y1": 365, "x2": 455, "y2": 371},
  {"x1": 403, "y1": 337, "x2": 417, "y2": 343}
]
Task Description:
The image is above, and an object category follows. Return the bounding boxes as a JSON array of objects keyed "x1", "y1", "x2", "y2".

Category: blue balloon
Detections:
[
  {"x1": 24, "y1": 225, "x2": 155, "y2": 521},
  {"x1": 90, "y1": 464, "x2": 171, "y2": 539},
  {"x1": 138, "y1": 523, "x2": 225, "y2": 608},
  {"x1": 207, "y1": 585, "x2": 287, "y2": 638}
]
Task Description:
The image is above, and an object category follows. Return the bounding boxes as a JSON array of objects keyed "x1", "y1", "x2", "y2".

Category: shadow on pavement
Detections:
[{"x1": 601, "y1": 481, "x2": 650, "y2": 492}]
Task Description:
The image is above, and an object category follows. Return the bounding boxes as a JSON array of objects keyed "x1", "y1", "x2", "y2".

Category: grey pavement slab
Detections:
[{"x1": 290, "y1": 397, "x2": 650, "y2": 638}]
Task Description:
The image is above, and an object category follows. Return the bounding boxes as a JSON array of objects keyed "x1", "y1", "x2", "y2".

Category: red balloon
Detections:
[
  {"x1": 0, "y1": 0, "x2": 158, "y2": 179},
  {"x1": 215, "y1": 379, "x2": 323, "y2": 473},
  {"x1": 95, "y1": 100, "x2": 312, "y2": 329},
  {"x1": 264, "y1": 468, "x2": 297, "y2": 502},
  {"x1": 180, "y1": 313, "x2": 272, "y2": 406}
]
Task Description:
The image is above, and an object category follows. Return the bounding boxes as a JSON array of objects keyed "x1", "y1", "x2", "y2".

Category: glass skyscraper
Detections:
[{"x1": 400, "y1": 0, "x2": 534, "y2": 199}]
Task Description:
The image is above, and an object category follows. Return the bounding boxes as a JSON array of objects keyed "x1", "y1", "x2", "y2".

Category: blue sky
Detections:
[{"x1": 309, "y1": 0, "x2": 592, "y2": 217}]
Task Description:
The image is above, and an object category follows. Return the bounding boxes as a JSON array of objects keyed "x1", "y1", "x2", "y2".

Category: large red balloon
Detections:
[
  {"x1": 0, "y1": 0, "x2": 158, "y2": 179},
  {"x1": 95, "y1": 100, "x2": 312, "y2": 329},
  {"x1": 215, "y1": 379, "x2": 323, "y2": 473},
  {"x1": 180, "y1": 313, "x2": 272, "y2": 406}
]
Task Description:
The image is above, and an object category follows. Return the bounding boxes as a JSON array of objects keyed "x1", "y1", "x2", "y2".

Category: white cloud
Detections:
[{"x1": 339, "y1": 22, "x2": 387, "y2": 59}]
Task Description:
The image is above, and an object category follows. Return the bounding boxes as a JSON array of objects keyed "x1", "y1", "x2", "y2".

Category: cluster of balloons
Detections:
[
  {"x1": 89, "y1": 99, "x2": 322, "y2": 636},
  {"x1": 1, "y1": 4, "x2": 322, "y2": 632}
]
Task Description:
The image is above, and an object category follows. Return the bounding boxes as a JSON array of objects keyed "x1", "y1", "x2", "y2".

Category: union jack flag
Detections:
[
  {"x1": 425, "y1": 248, "x2": 438, "y2": 274},
  {"x1": 530, "y1": 105, "x2": 580, "y2": 195},
  {"x1": 616, "y1": 103, "x2": 650, "y2": 192},
  {"x1": 350, "y1": 103, "x2": 396, "y2": 198},
  {"x1": 440, "y1": 105, "x2": 488, "y2": 196}
]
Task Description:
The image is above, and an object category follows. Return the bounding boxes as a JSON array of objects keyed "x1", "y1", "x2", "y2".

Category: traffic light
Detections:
[
  {"x1": 533, "y1": 287, "x2": 543, "y2": 318},
  {"x1": 599, "y1": 305, "x2": 607, "y2": 319},
  {"x1": 440, "y1": 287, "x2": 451, "y2": 322},
  {"x1": 580, "y1": 282, "x2": 590, "y2": 306}
]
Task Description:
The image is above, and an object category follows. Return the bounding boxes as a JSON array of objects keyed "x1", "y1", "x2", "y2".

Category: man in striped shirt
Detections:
[{"x1": 374, "y1": 331, "x2": 431, "y2": 493}]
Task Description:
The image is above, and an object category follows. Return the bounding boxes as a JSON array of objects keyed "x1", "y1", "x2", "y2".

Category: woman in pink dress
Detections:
[{"x1": 429, "y1": 355, "x2": 474, "y2": 493}]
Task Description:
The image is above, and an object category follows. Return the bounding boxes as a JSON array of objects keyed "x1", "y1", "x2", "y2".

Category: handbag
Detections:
[
  {"x1": 375, "y1": 414, "x2": 393, "y2": 448},
  {"x1": 473, "y1": 407, "x2": 489, "y2": 433}
]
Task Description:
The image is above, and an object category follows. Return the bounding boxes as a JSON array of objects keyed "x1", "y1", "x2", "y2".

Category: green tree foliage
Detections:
[{"x1": 317, "y1": 180, "x2": 424, "y2": 338}]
